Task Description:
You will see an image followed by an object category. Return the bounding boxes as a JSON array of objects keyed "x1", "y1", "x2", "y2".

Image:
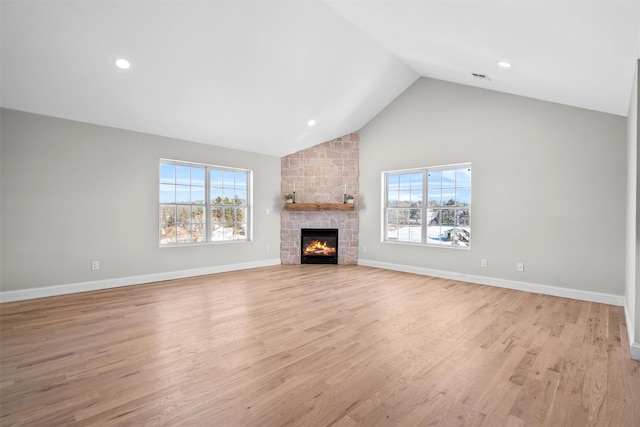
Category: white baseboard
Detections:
[
  {"x1": 357, "y1": 258, "x2": 625, "y2": 306},
  {"x1": 631, "y1": 343, "x2": 640, "y2": 361},
  {"x1": 624, "y1": 297, "x2": 640, "y2": 361},
  {"x1": 0, "y1": 258, "x2": 282, "y2": 303}
]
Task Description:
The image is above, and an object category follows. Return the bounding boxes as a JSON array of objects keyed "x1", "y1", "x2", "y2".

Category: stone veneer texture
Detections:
[{"x1": 281, "y1": 133, "x2": 359, "y2": 265}]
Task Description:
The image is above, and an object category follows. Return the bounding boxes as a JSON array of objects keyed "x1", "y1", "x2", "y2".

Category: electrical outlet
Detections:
[
  {"x1": 91, "y1": 260, "x2": 100, "y2": 271},
  {"x1": 266, "y1": 246, "x2": 270, "y2": 253},
  {"x1": 362, "y1": 246, "x2": 368, "y2": 253},
  {"x1": 481, "y1": 259, "x2": 488, "y2": 268},
  {"x1": 517, "y1": 262, "x2": 524, "y2": 272}
]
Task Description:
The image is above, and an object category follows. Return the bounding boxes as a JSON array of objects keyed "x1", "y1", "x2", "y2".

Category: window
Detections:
[
  {"x1": 384, "y1": 164, "x2": 471, "y2": 247},
  {"x1": 159, "y1": 160, "x2": 250, "y2": 246}
]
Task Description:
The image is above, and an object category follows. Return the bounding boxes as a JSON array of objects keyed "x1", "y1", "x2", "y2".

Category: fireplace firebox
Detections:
[{"x1": 301, "y1": 228, "x2": 338, "y2": 264}]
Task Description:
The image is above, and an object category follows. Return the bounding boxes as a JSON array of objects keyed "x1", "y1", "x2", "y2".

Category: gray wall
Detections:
[
  {"x1": 627, "y1": 59, "x2": 640, "y2": 355},
  {"x1": 359, "y1": 78, "x2": 627, "y2": 295},
  {"x1": 0, "y1": 109, "x2": 281, "y2": 292},
  {"x1": 636, "y1": 60, "x2": 640, "y2": 354}
]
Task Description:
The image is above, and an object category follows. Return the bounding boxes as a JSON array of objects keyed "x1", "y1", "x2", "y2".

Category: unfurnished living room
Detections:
[{"x1": 1, "y1": 1, "x2": 640, "y2": 426}]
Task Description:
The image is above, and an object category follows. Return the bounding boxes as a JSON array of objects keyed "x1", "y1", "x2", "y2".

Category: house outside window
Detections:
[
  {"x1": 159, "y1": 160, "x2": 251, "y2": 246},
  {"x1": 384, "y1": 164, "x2": 471, "y2": 247}
]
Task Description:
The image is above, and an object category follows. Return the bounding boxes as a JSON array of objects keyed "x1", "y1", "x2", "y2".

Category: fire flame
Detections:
[{"x1": 303, "y1": 240, "x2": 336, "y2": 256}]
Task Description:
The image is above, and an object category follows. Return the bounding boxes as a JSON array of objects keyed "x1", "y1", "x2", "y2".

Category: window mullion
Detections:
[
  {"x1": 205, "y1": 166, "x2": 210, "y2": 242},
  {"x1": 422, "y1": 169, "x2": 427, "y2": 244}
]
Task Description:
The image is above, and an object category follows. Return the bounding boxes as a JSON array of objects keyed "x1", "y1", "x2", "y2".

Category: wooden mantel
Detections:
[{"x1": 284, "y1": 202, "x2": 354, "y2": 211}]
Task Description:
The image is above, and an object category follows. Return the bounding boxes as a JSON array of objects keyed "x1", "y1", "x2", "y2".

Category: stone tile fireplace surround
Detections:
[{"x1": 281, "y1": 133, "x2": 359, "y2": 264}]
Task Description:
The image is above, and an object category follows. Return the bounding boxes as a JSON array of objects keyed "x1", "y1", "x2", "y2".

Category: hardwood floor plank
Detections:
[{"x1": 1, "y1": 265, "x2": 638, "y2": 426}]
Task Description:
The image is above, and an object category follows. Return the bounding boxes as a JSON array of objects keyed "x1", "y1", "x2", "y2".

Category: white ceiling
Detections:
[{"x1": 1, "y1": 1, "x2": 639, "y2": 157}]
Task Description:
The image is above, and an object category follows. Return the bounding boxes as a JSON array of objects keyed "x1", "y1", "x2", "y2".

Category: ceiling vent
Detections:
[{"x1": 471, "y1": 72, "x2": 491, "y2": 81}]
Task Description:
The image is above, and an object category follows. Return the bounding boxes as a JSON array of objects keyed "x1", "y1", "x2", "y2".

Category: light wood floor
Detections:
[{"x1": 1, "y1": 265, "x2": 639, "y2": 426}]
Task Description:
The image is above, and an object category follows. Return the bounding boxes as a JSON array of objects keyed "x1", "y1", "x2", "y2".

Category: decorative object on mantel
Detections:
[
  {"x1": 345, "y1": 194, "x2": 354, "y2": 204},
  {"x1": 284, "y1": 203, "x2": 354, "y2": 211},
  {"x1": 285, "y1": 193, "x2": 294, "y2": 203}
]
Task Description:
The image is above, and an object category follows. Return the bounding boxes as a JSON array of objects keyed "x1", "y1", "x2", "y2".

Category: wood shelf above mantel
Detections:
[{"x1": 284, "y1": 202, "x2": 354, "y2": 211}]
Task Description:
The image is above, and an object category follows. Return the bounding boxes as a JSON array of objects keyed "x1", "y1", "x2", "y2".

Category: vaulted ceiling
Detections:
[{"x1": 2, "y1": 1, "x2": 638, "y2": 157}]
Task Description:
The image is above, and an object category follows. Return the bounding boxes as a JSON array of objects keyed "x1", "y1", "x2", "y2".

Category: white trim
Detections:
[
  {"x1": 159, "y1": 160, "x2": 252, "y2": 248},
  {"x1": 358, "y1": 258, "x2": 624, "y2": 306},
  {"x1": 0, "y1": 259, "x2": 281, "y2": 303},
  {"x1": 631, "y1": 343, "x2": 640, "y2": 361},
  {"x1": 382, "y1": 164, "x2": 472, "y2": 247},
  {"x1": 382, "y1": 162, "x2": 472, "y2": 175},
  {"x1": 625, "y1": 297, "x2": 640, "y2": 361}
]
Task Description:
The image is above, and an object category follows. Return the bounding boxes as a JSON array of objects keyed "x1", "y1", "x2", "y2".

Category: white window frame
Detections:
[
  {"x1": 159, "y1": 159, "x2": 252, "y2": 247},
  {"x1": 382, "y1": 163, "x2": 471, "y2": 248}
]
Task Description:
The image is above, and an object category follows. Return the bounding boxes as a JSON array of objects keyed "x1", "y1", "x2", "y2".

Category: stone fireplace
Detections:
[{"x1": 281, "y1": 133, "x2": 359, "y2": 264}]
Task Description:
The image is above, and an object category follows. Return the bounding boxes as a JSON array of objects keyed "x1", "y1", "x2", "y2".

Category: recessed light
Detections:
[
  {"x1": 115, "y1": 58, "x2": 130, "y2": 70},
  {"x1": 308, "y1": 119, "x2": 316, "y2": 127},
  {"x1": 498, "y1": 61, "x2": 512, "y2": 69}
]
